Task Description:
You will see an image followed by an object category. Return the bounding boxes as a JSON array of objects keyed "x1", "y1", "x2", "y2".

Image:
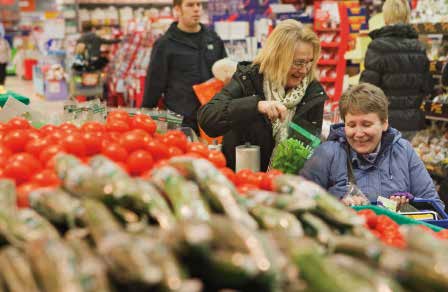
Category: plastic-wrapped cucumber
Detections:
[
  {"x1": 133, "y1": 234, "x2": 202, "y2": 292},
  {"x1": 168, "y1": 215, "x2": 280, "y2": 291},
  {"x1": 291, "y1": 239, "x2": 378, "y2": 292},
  {"x1": 81, "y1": 199, "x2": 163, "y2": 287},
  {"x1": 379, "y1": 246, "x2": 448, "y2": 291},
  {"x1": 133, "y1": 180, "x2": 176, "y2": 230},
  {"x1": 328, "y1": 254, "x2": 405, "y2": 292},
  {"x1": 28, "y1": 188, "x2": 83, "y2": 229},
  {"x1": 299, "y1": 213, "x2": 334, "y2": 245},
  {"x1": 401, "y1": 225, "x2": 448, "y2": 256},
  {"x1": 80, "y1": 199, "x2": 122, "y2": 243},
  {"x1": 273, "y1": 175, "x2": 363, "y2": 227},
  {"x1": 65, "y1": 237, "x2": 112, "y2": 292},
  {"x1": 0, "y1": 179, "x2": 17, "y2": 218},
  {"x1": 246, "y1": 190, "x2": 316, "y2": 213},
  {"x1": 1, "y1": 209, "x2": 60, "y2": 248},
  {"x1": 152, "y1": 166, "x2": 210, "y2": 221},
  {"x1": 55, "y1": 154, "x2": 104, "y2": 198},
  {"x1": 26, "y1": 239, "x2": 84, "y2": 292},
  {"x1": 88, "y1": 155, "x2": 129, "y2": 181},
  {"x1": 0, "y1": 246, "x2": 41, "y2": 292},
  {"x1": 168, "y1": 157, "x2": 258, "y2": 229},
  {"x1": 249, "y1": 205, "x2": 303, "y2": 237}
]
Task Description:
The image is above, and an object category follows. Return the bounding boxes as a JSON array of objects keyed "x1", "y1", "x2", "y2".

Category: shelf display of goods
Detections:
[
  {"x1": 1, "y1": 111, "x2": 448, "y2": 291},
  {"x1": 412, "y1": 125, "x2": 448, "y2": 177}
]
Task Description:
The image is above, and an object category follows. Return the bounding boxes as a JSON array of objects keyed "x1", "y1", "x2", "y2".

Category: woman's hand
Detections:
[
  {"x1": 257, "y1": 101, "x2": 287, "y2": 122},
  {"x1": 389, "y1": 195, "x2": 410, "y2": 211}
]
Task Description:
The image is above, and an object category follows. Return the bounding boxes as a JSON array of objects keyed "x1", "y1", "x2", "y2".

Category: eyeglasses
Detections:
[{"x1": 292, "y1": 59, "x2": 314, "y2": 70}]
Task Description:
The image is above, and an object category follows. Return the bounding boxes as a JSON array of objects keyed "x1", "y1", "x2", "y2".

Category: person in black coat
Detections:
[
  {"x1": 198, "y1": 20, "x2": 327, "y2": 171},
  {"x1": 142, "y1": 0, "x2": 226, "y2": 134},
  {"x1": 360, "y1": 0, "x2": 433, "y2": 141}
]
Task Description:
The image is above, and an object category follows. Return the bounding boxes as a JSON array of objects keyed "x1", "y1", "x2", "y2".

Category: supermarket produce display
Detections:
[{"x1": 0, "y1": 112, "x2": 446, "y2": 291}]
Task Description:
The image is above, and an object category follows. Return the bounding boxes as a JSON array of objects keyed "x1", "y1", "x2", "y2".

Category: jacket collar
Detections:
[
  {"x1": 166, "y1": 21, "x2": 208, "y2": 49},
  {"x1": 369, "y1": 24, "x2": 418, "y2": 40}
]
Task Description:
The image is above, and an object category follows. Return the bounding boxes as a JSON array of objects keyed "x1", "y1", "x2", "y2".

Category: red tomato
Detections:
[
  {"x1": 25, "y1": 138, "x2": 51, "y2": 157},
  {"x1": 105, "y1": 131, "x2": 121, "y2": 143},
  {"x1": 127, "y1": 150, "x2": 154, "y2": 176},
  {"x1": 8, "y1": 153, "x2": 42, "y2": 173},
  {"x1": 235, "y1": 169, "x2": 260, "y2": 187},
  {"x1": 107, "y1": 110, "x2": 131, "y2": 123},
  {"x1": 207, "y1": 150, "x2": 226, "y2": 168},
  {"x1": 160, "y1": 131, "x2": 188, "y2": 152},
  {"x1": 4, "y1": 160, "x2": 33, "y2": 184},
  {"x1": 62, "y1": 133, "x2": 86, "y2": 157},
  {"x1": 39, "y1": 145, "x2": 66, "y2": 163},
  {"x1": 145, "y1": 140, "x2": 169, "y2": 161},
  {"x1": 7, "y1": 117, "x2": 31, "y2": 130},
  {"x1": 186, "y1": 142, "x2": 209, "y2": 157},
  {"x1": 0, "y1": 131, "x2": 5, "y2": 141},
  {"x1": 0, "y1": 123, "x2": 10, "y2": 132},
  {"x1": 183, "y1": 152, "x2": 203, "y2": 159},
  {"x1": 40, "y1": 124, "x2": 58, "y2": 136},
  {"x1": 237, "y1": 184, "x2": 259, "y2": 195},
  {"x1": 0, "y1": 155, "x2": 9, "y2": 168},
  {"x1": 167, "y1": 146, "x2": 183, "y2": 158},
  {"x1": 0, "y1": 145, "x2": 12, "y2": 158},
  {"x1": 3, "y1": 130, "x2": 30, "y2": 152},
  {"x1": 102, "y1": 143, "x2": 128, "y2": 162},
  {"x1": 260, "y1": 170, "x2": 282, "y2": 191},
  {"x1": 219, "y1": 167, "x2": 236, "y2": 184},
  {"x1": 0, "y1": 168, "x2": 5, "y2": 179},
  {"x1": 31, "y1": 169, "x2": 60, "y2": 187},
  {"x1": 119, "y1": 130, "x2": 151, "y2": 152},
  {"x1": 81, "y1": 121, "x2": 105, "y2": 132},
  {"x1": 131, "y1": 114, "x2": 157, "y2": 135},
  {"x1": 59, "y1": 122, "x2": 79, "y2": 133},
  {"x1": 17, "y1": 182, "x2": 38, "y2": 208},
  {"x1": 46, "y1": 130, "x2": 65, "y2": 143},
  {"x1": 45, "y1": 156, "x2": 57, "y2": 170},
  {"x1": 82, "y1": 131, "x2": 104, "y2": 156},
  {"x1": 27, "y1": 129, "x2": 41, "y2": 141},
  {"x1": 106, "y1": 119, "x2": 130, "y2": 133}
]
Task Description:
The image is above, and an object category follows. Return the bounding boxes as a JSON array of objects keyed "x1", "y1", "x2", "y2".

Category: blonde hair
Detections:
[
  {"x1": 253, "y1": 19, "x2": 320, "y2": 87},
  {"x1": 383, "y1": 0, "x2": 411, "y2": 25},
  {"x1": 339, "y1": 83, "x2": 389, "y2": 123}
]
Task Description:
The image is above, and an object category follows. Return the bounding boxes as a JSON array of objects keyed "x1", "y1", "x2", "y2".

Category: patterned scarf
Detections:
[{"x1": 263, "y1": 76, "x2": 309, "y2": 145}]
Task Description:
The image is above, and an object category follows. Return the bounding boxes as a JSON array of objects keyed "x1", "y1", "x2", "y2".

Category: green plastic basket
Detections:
[
  {"x1": 353, "y1": 205, "x2": 443, "y2": 232},
  {"x1": 0, "y1": 91, "x2": 30, "y2": 107}
]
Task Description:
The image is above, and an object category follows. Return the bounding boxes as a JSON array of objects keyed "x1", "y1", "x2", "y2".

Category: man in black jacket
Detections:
[{"x1": 142, "y1": 0, "x2": 227, "y2": 134}]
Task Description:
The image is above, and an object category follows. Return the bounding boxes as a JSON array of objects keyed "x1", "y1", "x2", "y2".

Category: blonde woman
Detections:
[
  {"x1": 198, "y1": 19, "x2": 327, "y2": 171},
  {"x1": 360, "y1": 0, "x2": 432, "y2": 141}
]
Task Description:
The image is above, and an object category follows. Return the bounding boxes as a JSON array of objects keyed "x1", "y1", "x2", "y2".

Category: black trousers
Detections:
[{"x1": 0, "y1": 63, "x2": 6, "y2": 85}]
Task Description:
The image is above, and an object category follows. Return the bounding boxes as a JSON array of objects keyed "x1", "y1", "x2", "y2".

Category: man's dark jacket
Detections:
[
  {"x1": 142, "y1": 22, "x2": 226, "y2": 130},
  {"x1": 198, "y1": 63, "x2": 327, "y2": 171},
  {"x1": 360, "y1": 24, "x2": 433, "y2": 132}
]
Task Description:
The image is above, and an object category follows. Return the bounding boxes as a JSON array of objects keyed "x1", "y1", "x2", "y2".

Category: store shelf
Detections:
[
  {"x1": 318, "y1": 59, "x2": 338, "y2": 65},
  {"x1": 320, "y1": 77, "x2": 337, "y2": 83},
  {"x1": 321, "y1": 42, "x2": 340, "y2": 48},
  {"x1": 315, "y1": 28, "x2": 340, "y2": 32},
  {"x1": 412, "y1": 22, "x2": 448, "y2": 35},
  {"x1": 78, "y1": 0, "x2": 207, "y2": 4}
]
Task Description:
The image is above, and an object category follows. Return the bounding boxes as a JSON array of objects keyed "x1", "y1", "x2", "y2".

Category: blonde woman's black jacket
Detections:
[
  {"x1": 360, "y1": 24, "x2": 433, "y2": 132},
  {"x1": 198, "y1": 62, "x2": 327, "y2": 171}
]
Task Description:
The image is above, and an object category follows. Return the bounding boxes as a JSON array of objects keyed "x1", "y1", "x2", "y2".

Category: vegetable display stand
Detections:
[{"x1": 354, "y1": 204, "x2": 445, "y2": 231}]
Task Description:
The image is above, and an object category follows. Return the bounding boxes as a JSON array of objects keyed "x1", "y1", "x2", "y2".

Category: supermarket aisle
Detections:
[
  {"x1": 4, "y1": 76, "x2": 36, "y2": 99},
  {"x1": 4, "y1": 76, "x2": 65, "y2": 113}
]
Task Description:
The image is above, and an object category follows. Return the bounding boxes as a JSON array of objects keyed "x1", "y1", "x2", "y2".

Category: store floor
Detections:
[{"x1": 3, "y1": 75, "x2": 65, "y2": 114}]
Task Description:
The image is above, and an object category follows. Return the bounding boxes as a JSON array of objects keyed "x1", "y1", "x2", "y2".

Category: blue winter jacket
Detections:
[{"x1": 300, "y1": 123, "x2": 443, "y2": 206}]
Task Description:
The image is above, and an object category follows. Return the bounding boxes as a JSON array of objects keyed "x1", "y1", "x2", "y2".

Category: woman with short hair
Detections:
[
  {"x1": 300, "y1": 83, "x2": 443, "y2": 208},
  {"x1": 198, "y1": 19, "x2": 327, "y2": 171},
  {"x1": 360, "y1": 0, "x2": 433, "y2": 141}
]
